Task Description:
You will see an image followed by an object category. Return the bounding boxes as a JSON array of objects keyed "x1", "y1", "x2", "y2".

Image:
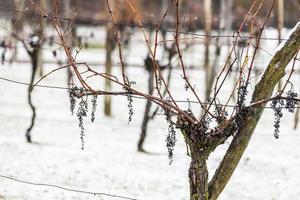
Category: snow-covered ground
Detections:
[{"x1": 0, "y1": 27, "x2": 299, "y2": 200}]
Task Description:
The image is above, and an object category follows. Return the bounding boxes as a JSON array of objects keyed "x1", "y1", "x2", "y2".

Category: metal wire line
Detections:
[
  {"x1": 0, "y1": 174, "x2": 138, "y2": 200},
  {"x1": 0, "y1": 76, "x2": 69, "y2": 90},
  {"x1": 1, "y1": 75, "x2": 299, "y2": 109},
  {"x1": 0, "y1": 7, "x2": 291, "y2": 41}
]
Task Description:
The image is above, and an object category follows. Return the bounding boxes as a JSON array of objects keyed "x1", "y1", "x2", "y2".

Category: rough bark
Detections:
[
  {"x1": 208, "y1": 22, "x2": 300, "y2": 200},
  {"x1": 179, "y1": 125, "x2": 210, "y2": 200},
  {"x1": 178, "y1": 118, "x2": 236, "y2": 200},
  {"x1": 189, "y1": 151, "x2": 209, "y2": 200}
]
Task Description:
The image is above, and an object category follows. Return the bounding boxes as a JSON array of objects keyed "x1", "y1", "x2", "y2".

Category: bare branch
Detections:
[{"x1": 208, "y1": 21, "x2": 300, "y2": 200}]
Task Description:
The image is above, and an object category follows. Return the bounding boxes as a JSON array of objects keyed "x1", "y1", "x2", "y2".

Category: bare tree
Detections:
[
  {"x1": 10, "y1": 0, "x2": 25, "y2": 63},
  {"x1": 104, "y1": 22, "x2": 115, "y2": 116},
  {"x1": 12, "y1": 3, "x2": 47, "y2": 142},
  {"x1": 30, "y1": 0, "x2": 300, "y2": 199},
  {"x1": 137, "y1": 0, "x2": 174, "y2": 152},
  {"x1": 137, "y1": 57, "x2": 155, "y2": 152},
  {"x1": 15, "y1": 35, "x2": 43, "y2": 143},
  {"x1": 207, "y1": 24, "x2": 300, "y2": 200},
  {"x1": 137, "y1": 47, "x2": 175, "y2": 152}
]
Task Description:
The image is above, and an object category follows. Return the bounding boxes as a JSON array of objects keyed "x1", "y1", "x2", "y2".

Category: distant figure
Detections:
[{"x1": 0, "y1": 40, "x2": 7, "y2": 65}]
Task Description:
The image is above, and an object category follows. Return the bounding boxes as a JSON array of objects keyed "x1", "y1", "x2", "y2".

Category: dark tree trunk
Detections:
[
  {"x1": 189, "y1": 152, "x2": 209, "y2": 200},
  {"x1": 137, "y1": 58, "x2": 154, "y2": 152},
  {"x1": 137, "y1": 42, "x2": 176, "y2": 151},
  {"x1": 179, "y1": 123, "x2": 218, "y2": 200},
  {"x1": 26, "y1": 49, "x2": 38, "y2": 143}
]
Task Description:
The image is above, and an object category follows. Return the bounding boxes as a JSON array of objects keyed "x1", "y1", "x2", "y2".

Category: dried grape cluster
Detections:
[
  {"x1": 91, "y1": 95, "x2": 97, "y2": 122},
  {"x1": 199, "y1": 115, "x2": 211, "y2": 133},
  {"x1": 271, "y1": 90, "x2": 298, "y2": 139},
  {"x1": 69, "y1": 86, "x2": 81, "y2": 115},
  {"x1": 77, "y1": 97, "x2": 88, "y2": 149},
  {"x1": 271, "y1": 98, "x2": 284, "y2": 139},
  {"x1": 127, "y1": 93, "x2": 134, "y2": 123},
  {"x1": 68, "y1": 86, "x2": 98, "y2": 149},
  {"x1": 286, "y1": 90, "x2": 298, "y2": 112},
  {"x1": 125, "y1": 81, "x2": 136, "y2": 124},
  {"x1": 237, "y1": 80, "x2": 248, "y2": 111},
  {"x1": 214, "y1": 104, "x2": 228, "y2": 124},
  {"x1": 165, "y1": 109, "x2": 177, "y2": 165}
]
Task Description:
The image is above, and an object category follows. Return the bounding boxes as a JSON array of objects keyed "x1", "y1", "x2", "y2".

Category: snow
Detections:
[
  {"x1": 0, "y1": 27, "x2": 300, "y2": 200},
  {"x1": 274, "y1": 22, "x2": 300, "y2": 54}
]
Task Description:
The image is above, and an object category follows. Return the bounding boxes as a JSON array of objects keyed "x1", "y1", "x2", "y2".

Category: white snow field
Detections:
[{"x1": 0, "y1": 27, "x2": 300, "y2": 200}]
